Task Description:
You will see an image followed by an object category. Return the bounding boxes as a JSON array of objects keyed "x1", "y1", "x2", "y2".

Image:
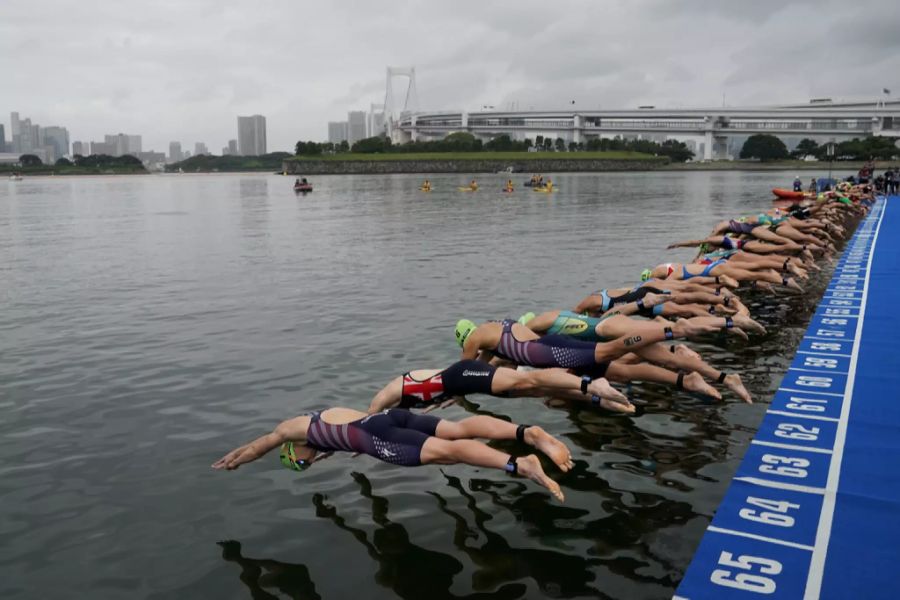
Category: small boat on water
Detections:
[
  {"x1": 772, "y1": 188, "x2": 806, "y2": 200},
  {"x1": 293, "y1": 178, "x2": 312, "y2": 193}
]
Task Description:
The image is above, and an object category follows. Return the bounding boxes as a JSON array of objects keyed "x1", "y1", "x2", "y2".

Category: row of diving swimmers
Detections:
[{"x1": 213, "y1": 190, "x2": 870, "y2": 502}]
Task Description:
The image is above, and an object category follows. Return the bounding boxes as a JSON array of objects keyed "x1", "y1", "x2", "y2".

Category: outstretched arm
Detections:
[
  {"x1": 573, "y1": 295, "x2": 603, "y2": 314},
  {"x1": 367, "y1": 376, "x2": 403, "y2": 413},
  {"x1": 211, "y1": 416, "x2": 309, "y2": 470},
  {"x1": 667, "y1": 238, "x2": 707, "y2": 249}
]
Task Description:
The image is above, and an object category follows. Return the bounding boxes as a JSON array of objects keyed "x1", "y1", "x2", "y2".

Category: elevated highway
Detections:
[{"x1": 391, "y1": 100, "x2": 900, "y2": 160}]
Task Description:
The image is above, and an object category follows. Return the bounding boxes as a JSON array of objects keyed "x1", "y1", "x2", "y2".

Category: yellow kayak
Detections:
[
  {"x1": 419, "y1": 188, "x2": 432, "y2": 192},
  {"x1": 533, "y1": 186, "x2": 555, "y2": 193},
  {"x1": 458, "y1": 187, "x2": 478, "y2": 192}
]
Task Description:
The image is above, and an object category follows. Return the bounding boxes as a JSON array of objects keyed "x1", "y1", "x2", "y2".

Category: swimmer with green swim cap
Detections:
[
  {"x1": 640, "y1": 268, "x2": 653, "y2": 282},
  {"x1": 455, "y1": 319, "x2": 477, "y2": 348},
  {"x1": 213, "y1": 406, "x2": 574, "y2": 502}
]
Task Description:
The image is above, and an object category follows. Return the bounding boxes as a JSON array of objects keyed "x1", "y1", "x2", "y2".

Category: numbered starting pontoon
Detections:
[{"x1": 677, "y1": 196, "x2": 900, "y2": 599}]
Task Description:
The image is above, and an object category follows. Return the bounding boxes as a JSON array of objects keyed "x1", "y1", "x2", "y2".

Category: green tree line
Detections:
[
  {"x1": 740, "y1": 134, "x2": 900, "y2": 162},
  {"x1": 294, "y1": 132, "x2": 694, "y2": 162}
]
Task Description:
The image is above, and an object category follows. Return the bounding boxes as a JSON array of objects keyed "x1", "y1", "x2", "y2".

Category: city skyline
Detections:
[{"x1": 2, "y1": 0, "x2": 898, "y2": 152}]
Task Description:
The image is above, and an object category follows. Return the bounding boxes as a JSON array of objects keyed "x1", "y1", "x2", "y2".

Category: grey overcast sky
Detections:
[{"x1": 3, "y1": 0, "x2": 899, "y2": 153}]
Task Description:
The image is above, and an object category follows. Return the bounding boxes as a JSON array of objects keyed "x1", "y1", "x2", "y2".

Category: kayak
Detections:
[
  {"x1": 294, "y1": 184, "x2": 313, "y2": 192},
  {"x1": 772, "y1": 188, "x2": 805, "y2": 199},
  {"x1": 458, "y1": 187, "x2": 478, "y2": 192},
  {"x1": 419, "y1": 187, "x2": 432, "y2": 192},
  {"x1": 502, "y1": 189, "x2": 514, "y2": 193},
  {"x1": 533, "y1": 186, "x2": 555, "y2": 193}
]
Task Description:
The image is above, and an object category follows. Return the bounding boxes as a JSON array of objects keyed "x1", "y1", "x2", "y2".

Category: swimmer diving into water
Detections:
[{"x1": 212, "y1": 407, "x2": 573, "y2": 501}]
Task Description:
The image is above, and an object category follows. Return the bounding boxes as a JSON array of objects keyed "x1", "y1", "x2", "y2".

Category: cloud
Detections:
[{"x1": 1, "y1": 0, "x2": 897, "y2": 152}]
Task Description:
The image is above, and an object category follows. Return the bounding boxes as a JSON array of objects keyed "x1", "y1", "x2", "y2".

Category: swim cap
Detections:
[
  {"x1": 518, "y1": 312, "x2": 536, "y2": 325},
  {"x1": 455, "y1": 319, "x2": 477, "y2": 347},
  {"x1": 279, "y1": 441, "x2": 310, "y2": 472},
  {"x1": 640, "y1": 269, "x2": 652, "y2": 282}
]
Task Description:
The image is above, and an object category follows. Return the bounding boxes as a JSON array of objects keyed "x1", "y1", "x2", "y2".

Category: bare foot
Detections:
[
  {"x1": 683, "y1": 372, "x2": 722, "y2": 401},
  {"x1": 785, "y1": 277, "x2": 805, "y2": 293},
  {"x1": 726, "y1": 326, "x2": 749, "y2": 341},
  {"x1": 788, "y1": 262, "x2": 808, "y2": 279},
  {"x1": 674, "y1": 344, "x2": 701, "y2": 360},
  {"x1": 732, "y1": 315, "x2": 767, "y2": 335},
  {"x1": 596, "y1": 394, "x2": 636, "y2": 414},
  {"x1": 515, "y1": 455, "x2": 565, "y2": 502},
  {"x1": 723, "y1": 373, "x2": 753, "y2": 403},
  {"x1": 523, "y1": 426, "x2": 574, "y2": 472},
  {"x1": 721, "y1": 275, "x2": 740, "y2": 288},
  {"x1": 644, "y1": 292, "x2": 670, "y2": 308},
  {"x1": 587, "y1": 377, "x2": 632, "y2": 408}
]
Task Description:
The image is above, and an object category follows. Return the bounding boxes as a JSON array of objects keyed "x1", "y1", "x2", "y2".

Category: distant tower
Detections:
[
  {"x1": 237, "y1": 115, "x2": 267, "y2": 156},
  {"x1": 384, "y1": 66, "x2": 419, "y2": 139}
]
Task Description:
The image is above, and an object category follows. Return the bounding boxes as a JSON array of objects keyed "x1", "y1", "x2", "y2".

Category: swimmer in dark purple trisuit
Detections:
[
  {"x1": 212, "y1": 407, "x2": 573, "y2": 501},
  {"x1": 366, "y1": 359, "x2": 632, "y2": 414}
]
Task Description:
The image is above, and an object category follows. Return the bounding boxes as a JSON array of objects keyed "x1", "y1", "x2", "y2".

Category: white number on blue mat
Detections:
[
  {"x1": 759, "y1": 454, "x2": 809, "y2": 478},
  {"x1": 820, "y1": 318, "x2": 848, "y2": 325},
  {"x1": 803, "y1": 357, "x2": 838, "y2": 369},
  {"x1": 774, "y1": 423, "x2": 820, "y2": 441},
  {"x1": 711, "y1": 551, "x2": 781, "y2": 593},
  {"x1": 739, "y1": 497, "x2": 799, "y2": 527},
  {"x1": 785, "y1": 396, "x2": 828, "y2": 412},
  {"x1": 810, "y1": 342, "x2": 842, "y2": 351},
  {"x1": 796, "y1": 375, "x2": 833, "y2": 388}
]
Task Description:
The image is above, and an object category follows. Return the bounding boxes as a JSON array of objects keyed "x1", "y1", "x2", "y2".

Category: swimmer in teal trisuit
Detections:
[
  {"x1": 520, "y1": 308, "x2": 753, "y2": 403},
  {"x1": 452, "y1": 314, "x2": 765, "y2": 408},
  {"x1": 212, "y1": 407, "x2": 572, "y2": 501}
]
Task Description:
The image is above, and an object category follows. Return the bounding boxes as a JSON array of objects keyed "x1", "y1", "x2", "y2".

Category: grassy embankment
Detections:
[{"x1": 1, "y1": 164, "x2": 147, "y2": 176}]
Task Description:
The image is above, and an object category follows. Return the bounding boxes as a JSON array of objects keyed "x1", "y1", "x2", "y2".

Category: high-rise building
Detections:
[
  {"x1": 0, "y1": 124, "x2": 5, "y2": 152},
  {"x1": 237, "y1": 115, "x2": 266, "y2": 156},
  {"x1": 168, "y1": 141, "x2": 182, "y2": 163},
  {"x1": 369, "y1": 111, "x2": 385, "y2": 138},
  {"x1": 127, "y1": 135, "x2": 142, "y2": 154},
  {"x1": 42, "y1": 126, "x2": 70, "y2": 163},
  {"x1": 228, "y1": 139, "x2": 238, "y2": 155},
  {"x1": 347, "y1": 111, "x2": 367, "y2": 144},
  {"x1": 72, "y1": 141, "x2": 89, "y2": 156},
  {"x1": 99, "y1": 133, "x2": 141, "y2": 157},
  {"x1": 91, "y1": 141, "x2": 112, "y2": 155},
  {"x1": 328, "y1": 121, "x2": 349, "y2": 144},
  {"x1": 194, "y1": 142, "x2": 208, "y2": 156},
  {"x1": 12, "y1": 115, "x2": 41, "y2": 155}
]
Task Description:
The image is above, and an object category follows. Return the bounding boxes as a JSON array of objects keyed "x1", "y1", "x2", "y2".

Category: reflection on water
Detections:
[{"x1": 0, "y1": 171, "x2": 853, "y2": 599}]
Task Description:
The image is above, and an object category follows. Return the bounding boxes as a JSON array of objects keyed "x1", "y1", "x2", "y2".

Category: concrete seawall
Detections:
[{"x1": 282, "y1": 158, "x2": 668, "y2": 175}]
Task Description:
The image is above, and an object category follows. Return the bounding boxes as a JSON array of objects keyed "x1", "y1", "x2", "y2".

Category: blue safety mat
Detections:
[{"x1": 676, "y1": 197, "x2": 896, "y2": 599}]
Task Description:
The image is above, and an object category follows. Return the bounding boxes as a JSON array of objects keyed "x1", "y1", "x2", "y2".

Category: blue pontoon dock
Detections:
[{"x1": 676, "y1": 196, "x2": 899, "y2": 599}]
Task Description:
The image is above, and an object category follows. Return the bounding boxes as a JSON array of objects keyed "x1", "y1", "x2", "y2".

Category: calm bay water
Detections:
[{"x1": 1, "y1": 171, "x2": 848, "y2": 599}]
